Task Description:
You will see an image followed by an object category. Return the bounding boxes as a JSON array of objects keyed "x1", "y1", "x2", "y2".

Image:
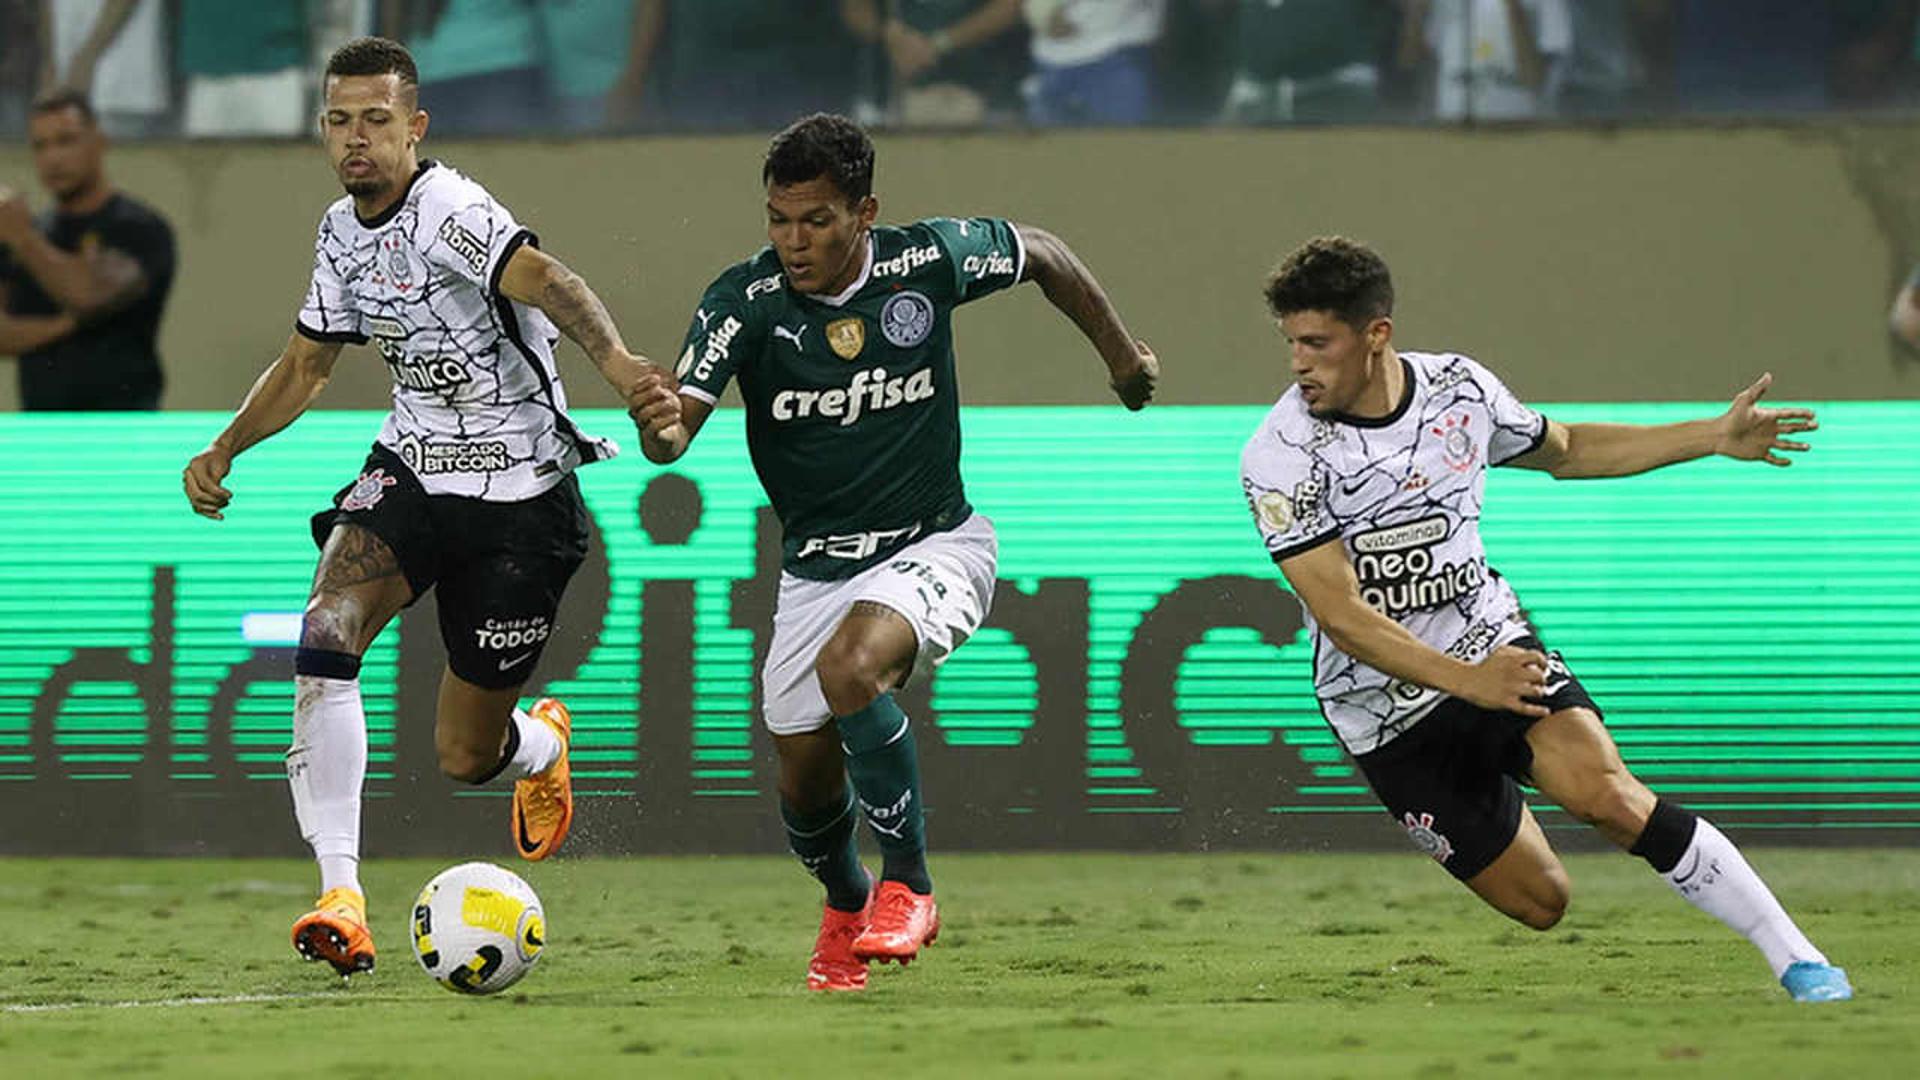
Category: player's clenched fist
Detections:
[
  {"x1": 1462, "y1": 645, "x2": 1551, "y2": 718},
  {"x1": 183, "y1": 444, "x2": 235, "y2": 520},
  {"x1": 626, "y1": 362, "x2": 682, "y2": 436},
  {"x1": 1110, "y1": 340, "x2": 1159, "y2": 411}
]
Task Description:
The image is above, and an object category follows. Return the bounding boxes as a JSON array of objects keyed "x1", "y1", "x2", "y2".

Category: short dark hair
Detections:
[
  {"x1": 29, "y1": 88, "x2": 96, "y2": 126},
  {"x1": 1264, "y1": 236, "x2": 1395, "y2": 329},
  {"x1": 762, "y1": 113, "x2": 875, "y2": 203},
  {"x1": 324, "y1": 36, "x2": 420, "y2": 99}
]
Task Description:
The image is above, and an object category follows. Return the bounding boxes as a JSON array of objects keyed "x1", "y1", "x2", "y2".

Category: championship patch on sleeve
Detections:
[{"x1": 437, "y1": 217, "x2": 490, "y2": 276}]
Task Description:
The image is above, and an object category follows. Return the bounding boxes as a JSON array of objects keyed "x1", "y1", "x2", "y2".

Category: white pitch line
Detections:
[{"x1": 2, "y1": 991, "x2": 352, "y2": 1014}]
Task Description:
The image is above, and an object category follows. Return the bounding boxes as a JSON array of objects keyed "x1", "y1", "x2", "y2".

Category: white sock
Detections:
[
  {"x1": 319, "y1": 855, "x2": 360, "y2": 896},
  {"x1": 287, "y1": 675, "x2": 366, "y2": 898},
  {"x1": 1662, "y1": 819, "x2": 1827, "y2": 978},
  {"x1": 504, "y1": 706, "x2": 562, "y2": 779}
]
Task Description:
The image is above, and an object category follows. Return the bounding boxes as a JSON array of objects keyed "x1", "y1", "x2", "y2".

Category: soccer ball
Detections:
[{"x1": 410, "y1": 861, "x2": 546, "y2": 995}]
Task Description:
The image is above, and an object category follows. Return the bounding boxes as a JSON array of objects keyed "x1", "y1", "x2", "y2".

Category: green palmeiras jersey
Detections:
[{"x1": 676, "y1": 217, "x2": 1025, "y2": 581}]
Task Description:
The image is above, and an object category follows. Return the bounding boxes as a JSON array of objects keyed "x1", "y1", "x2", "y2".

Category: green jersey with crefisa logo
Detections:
[{"x1": 676, "y1": 217, "x2": 1024, "y2": 581}]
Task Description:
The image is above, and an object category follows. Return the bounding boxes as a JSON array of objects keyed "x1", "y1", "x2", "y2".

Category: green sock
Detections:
[
  {"x1": 780, "y1": 791, "x2": 870, "y2": 912},
  {"x1": 837, "y1": 693, "x2": 932, "y2": 894}
]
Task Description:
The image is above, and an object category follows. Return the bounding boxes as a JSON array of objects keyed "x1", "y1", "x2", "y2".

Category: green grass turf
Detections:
[{"x1": 0, "y1": 850, "x2": 1912, "y2": 1078}]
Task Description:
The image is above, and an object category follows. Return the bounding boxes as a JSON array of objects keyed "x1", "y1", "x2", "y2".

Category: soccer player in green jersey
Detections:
[{"x1": 627, "y1": 113, "x2": 1157, "y2": 991}]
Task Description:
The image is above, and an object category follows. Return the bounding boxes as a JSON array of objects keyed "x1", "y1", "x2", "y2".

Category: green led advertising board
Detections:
[{"x1": 1, "y1": 405, "x2": 1915, "y2": 855}]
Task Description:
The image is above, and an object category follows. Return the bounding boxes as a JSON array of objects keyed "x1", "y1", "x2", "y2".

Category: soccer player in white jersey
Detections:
[
  {"x1": 1240, "y1": 236, "x2": 1851, "y2": 1003},
  {"x1": 180, "y1": 38, "x2": 665, "y2": 979},
  {"x1": 625, "y1": 114, "x2": 1158, "y2": 990}
]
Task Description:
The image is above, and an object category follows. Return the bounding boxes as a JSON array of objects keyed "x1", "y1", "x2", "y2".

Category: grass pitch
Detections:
[{"x1": 0, "y1": 850, "x2": 1913, "y2": 1078}]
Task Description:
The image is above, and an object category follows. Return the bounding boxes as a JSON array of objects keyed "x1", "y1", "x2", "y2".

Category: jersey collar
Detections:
[
  {"x1": 1327, "y1": 356, "x2": 1417, "y2": 429},
  {"x1": 355, "y1": 159, "x2": 437, "y2": 229},
  {"x1": 802, "y1": 235, "x2": 874, "y2": 308}
]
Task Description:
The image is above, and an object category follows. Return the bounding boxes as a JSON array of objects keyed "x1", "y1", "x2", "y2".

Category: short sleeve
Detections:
[
  {"x1": 924, "y1": 217, "x2": 1025, "y2": 305},
  {"x1": 425, "y1": 191, "x2": 536, "y2": 299},
  {"x1": 672, "y1": 275, "x2": 760, "y2": 406},
  {"x1": 123, "y1": 212, "x2": 176, "y2": 296},
  {"x1": 295, "y1": 215, "x2": 367, "y2": 345},
  {"x1": 1467, "y1": 359, "x2": 1549, "y2": 466},
  {"x1": 1241, "y1": 431, "x2": 1340, "y2": 564}
]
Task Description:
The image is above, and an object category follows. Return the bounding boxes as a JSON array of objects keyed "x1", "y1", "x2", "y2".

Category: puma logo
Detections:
[{"x1": 774, "y1": 323, "x2": 807, "y2": 351}]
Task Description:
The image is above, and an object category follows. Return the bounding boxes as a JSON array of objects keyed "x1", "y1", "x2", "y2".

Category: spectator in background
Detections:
[
  {"x1": 1220, "y1": 0, "x2": 1396, "y2": 125},
  {"x1": 1830, "y1": 0, "x2": 1918, "y2": 109},
  {"x1": 1555, "y1": 0, "x2": 1665, "y2": 118},
  {"x1": 1397, "y1": 0, "x2": 1571, "y2": 121},
  {"x1": 178, "y1": 2, "x2": 314, "y2": 138},
  {"x1": 1665, "y1": 0, "x2": 1829, "y2": 113},
  {"x1": 41, "y1": 0, "x2": 171, "y2": 139},
  {"x1": 386, "y1": 0, "x2": 546, "y2": 135},
  {"x1": 1023, "y1": 0, "x2": 1166, "y2": 126},
  {"x1": 841, "y1": 0, "x2": 1026, "y2": 127},
  {"x1": 0, "y1": 91, "x2": 175, "y2": 410},
  {"x1": 0, "y1": 1, "x2": 37, "y2": 138},
  {"x1": 606, "y1": 1, "x2": 853, "y2": 131},
  {"x1": 536, "y1": 0, "x2": 637, "y2": 133}
]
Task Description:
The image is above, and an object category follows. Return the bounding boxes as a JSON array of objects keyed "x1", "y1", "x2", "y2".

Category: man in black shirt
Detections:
[{"x1": 0, "y1": 90, "x2": 175, "y2": 410}]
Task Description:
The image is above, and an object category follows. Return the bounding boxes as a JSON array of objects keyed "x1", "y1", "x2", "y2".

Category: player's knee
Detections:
[
  {"x1": 1568, "y1": 774, "x2": 1650, "y2": 836},
  {"x1": 1514, "y1": 878, "x2": 1570, "y2": 931},
  {"x1": 814, "y1": 640, "x2": 891, "y2": 716},
  {"x1": 299, "y1": 599, "x2": 361, "y2": 655}
]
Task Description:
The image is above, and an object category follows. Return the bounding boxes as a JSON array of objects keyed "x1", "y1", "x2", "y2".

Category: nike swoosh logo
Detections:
[
  {"x1": 498, "y1": 652, "x2": 535, "y2": 672},
  {"x1": 516, "y1": 801, "x2": 541, "y2": 855},
  {"x1": 1541, "y1": 680, "x2": 1569, "y2": 697},
  {"x1": 1670, "y1": 848, "x2": 1701, "y2": 885},
  {"x1": 1340, "y1": 478, "x2": 1371, "y2": 496}
]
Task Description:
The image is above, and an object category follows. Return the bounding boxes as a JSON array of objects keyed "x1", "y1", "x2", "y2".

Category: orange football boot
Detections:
[
  {"x1": 851, "y1": 881, "x2": 939, "y2": 965},
  {"x1": 511, "y1": 698, "x2": 574, "y2": 861},
  {"x1": 291, "y1": 886, "x2": 375, "y2": 977},
  {"x1": 808, "y1": 884, "x2": 876, "y2": 992}
]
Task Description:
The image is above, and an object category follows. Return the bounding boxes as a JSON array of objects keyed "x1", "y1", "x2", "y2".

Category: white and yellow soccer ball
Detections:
[{"x1": 410, "y1": 862, "x2": 546, "y2": 995}]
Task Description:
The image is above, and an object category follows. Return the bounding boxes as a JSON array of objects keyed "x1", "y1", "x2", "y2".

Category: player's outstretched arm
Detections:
[
  {"x1": 497, "y1": 244, "x2": 656, "y2": 390},
  {"x1": 1013, "y1": 223, "x2": 1158, "y2": 410},
  {"x1": 1279, "y1": 540, "x2": 1552, "y2": 718},
  {"x1": 183, "y1": 332, "x2": 343, "y2": 520},
  {"x1": 1511, "y1": 372, "x2": 1816, "y2": 479}
]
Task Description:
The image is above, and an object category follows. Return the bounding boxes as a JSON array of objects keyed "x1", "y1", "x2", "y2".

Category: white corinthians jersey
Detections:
[
  {"x1": 296, "y1": 160, "x2": 615, "y2": 500},
  {"x1": 1240, "y1": 352, "x2": 1550, "y2": 754}
]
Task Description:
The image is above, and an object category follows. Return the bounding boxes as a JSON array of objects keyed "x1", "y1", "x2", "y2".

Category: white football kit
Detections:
[
  {"x1": 296, "y1": 160, "x2": 615, "y2": 501},
  {"x1": 1240, "y1": 351, "x2": 1550, "y2": 754}
]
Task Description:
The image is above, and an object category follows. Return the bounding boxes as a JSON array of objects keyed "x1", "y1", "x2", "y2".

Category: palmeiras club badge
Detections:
[
  {"x1": 341, "y1": 468, "x2": 398, "y2": 512},
  {"x1": 1402, "y1": 811, "x2": 1454, "y2": 864},
  {"x1": 880, "y1": 290, "x2": 934, "y2": 348},
  {"x1": 827, "y1": 317, "x2": 865, "y2": 360}
]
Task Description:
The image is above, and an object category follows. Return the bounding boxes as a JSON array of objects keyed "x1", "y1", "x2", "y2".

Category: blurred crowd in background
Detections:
[{"x1": 3, "y1": 0, "x2": 1920, "y2": 140}]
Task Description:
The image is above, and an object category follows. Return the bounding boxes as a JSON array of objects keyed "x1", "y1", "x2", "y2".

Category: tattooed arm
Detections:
[
  {"x1": 497, "y1": 243, "x2": 659, "y2": 401},
  {"x1": 1013, "y1": 223, "x2": 1158, "y2": 410}
]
